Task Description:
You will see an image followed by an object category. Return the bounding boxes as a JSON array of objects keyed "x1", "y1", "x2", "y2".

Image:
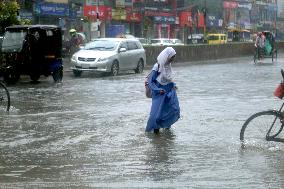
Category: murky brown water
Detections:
[{"x1": 0, "y1": 56, "x2": 284, "y2": 188}]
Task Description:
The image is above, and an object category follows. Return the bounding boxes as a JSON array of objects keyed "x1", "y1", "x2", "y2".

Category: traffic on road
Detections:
[{"x1": 1, "y1": 55, "x2": 284, "y2": 188}]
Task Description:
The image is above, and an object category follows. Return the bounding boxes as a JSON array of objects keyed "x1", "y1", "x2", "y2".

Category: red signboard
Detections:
[
  {"x1": 179, "y1": 11, "x2": 192, "y2": 27},
  {"x1": 223, "y1": 1, "x2": 238, "y2": 9},
  {"x1": 83, "y1": 5, "x2": 112, "y2": 20},
  {"x1": 125, "y1": 7, "x2": 141, "y2": 22},
  {"x1": 197, "y1": 12, "x2": 205, "y2": 28},
  {"x1": 126, "y1": 12, "x2": 141, "y2": 22}
]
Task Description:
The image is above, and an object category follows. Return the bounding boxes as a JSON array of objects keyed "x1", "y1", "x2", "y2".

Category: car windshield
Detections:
[
  {"x1": 173, "y1": 39, "x2": 182, "y2": 43},
  {"x1": 151, "y1": 39, "x2": 162, "y2": 44},
  {"x1": 207, "y1": 35, "x2": 219, "y2": 40},
  {"x1": 138, "y1": 38, "x2": 147, "y2": 44},
  {"x1": 2, "y1": 30, "x2": 27, "y2": 51},
  {"x1": 84, "y1": 40, "x2": 119, "y2": 51}
]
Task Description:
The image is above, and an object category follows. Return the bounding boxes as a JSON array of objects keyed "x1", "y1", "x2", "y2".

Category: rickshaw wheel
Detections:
[
  {"x1": 272, "y1": 49, "x2": 277, "y2": 62},
  {"x1": 253, "y1": 53, "x2": 257, "y2": 63},
  {"x1": 30, "y1": 74, "x2": 40, "y2": 82},
  {"x1": 4, "y1": 70, "x2": 20, "y2": 84},
  {"x1": 52, "y1": 66, "x2": 63, "y2": 82}
]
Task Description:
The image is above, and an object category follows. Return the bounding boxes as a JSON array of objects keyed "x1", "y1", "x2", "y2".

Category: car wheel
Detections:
[
  {"x1": 52, "y1": 66, "x2": 63, "y2": 82},
  {"x1": 73, "y1": 70, "x2": 82, "y2": 77},
  {"x1": 135, "y1": 59, "x2": 144, "y2": 74},
  {"x1": 111, "y1": 61, "x2": 119, "y2": 76}
]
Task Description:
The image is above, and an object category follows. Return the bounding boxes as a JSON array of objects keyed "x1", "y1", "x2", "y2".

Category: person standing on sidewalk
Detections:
[{"x1": 146, "y1": 47, "x2": 180, "y2": 134}]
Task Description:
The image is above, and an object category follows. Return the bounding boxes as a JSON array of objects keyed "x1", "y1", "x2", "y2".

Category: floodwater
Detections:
[{"x1": 1, "y1": 55, "x2": 284, "y2": 188}]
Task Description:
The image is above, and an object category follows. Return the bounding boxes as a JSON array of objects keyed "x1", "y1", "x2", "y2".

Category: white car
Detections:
[
  {"x1": 70, "y1": 38, "x2": 146, "y2": 77},
  {"x1": 150, "y1": 38, "x2": 174, "y2": 46},
  {"x1": 170, "y1": 38, "x2": 184, "y2": 45}
]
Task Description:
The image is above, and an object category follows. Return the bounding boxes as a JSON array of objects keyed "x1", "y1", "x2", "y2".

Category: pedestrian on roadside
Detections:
[{"x1": 146, "y1": 47, "x2": 180, "y2": 134}]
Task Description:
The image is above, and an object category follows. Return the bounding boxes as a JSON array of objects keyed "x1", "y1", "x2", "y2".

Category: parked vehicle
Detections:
[
  {"x1": 170, "y1": 38, "x2": 184, "y2": 45},
  {"x1": 187, "y1": 34, "x2": 205, "y2": 44},
  {"x1": 150, "y1": 38, "x2": 174, "y2": 46},
  {"x1": 0, "y1": 25, "x2": 63, "y2": 84},
  {"x1": 70, "y1": 38, "x2": 146, "y2": 77},
  {"x1": 207, "y1": 33, "x2": 227, "y2": 45},
  {"x1": 137, "y1": 38, "x2": 150, "y2": 45},
  {"x1": 227, "y1": 29, "x2": 252, "y2": 42}
]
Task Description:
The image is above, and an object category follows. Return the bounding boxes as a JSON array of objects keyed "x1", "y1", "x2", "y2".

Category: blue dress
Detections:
[{"x1": 146, "y1": 70, "x2": 180, "y2": 132}]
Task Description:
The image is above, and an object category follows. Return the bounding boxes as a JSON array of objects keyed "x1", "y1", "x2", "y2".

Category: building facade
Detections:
[{"x1": 16, "y1": 0, "x2": 279, "y2": 41}]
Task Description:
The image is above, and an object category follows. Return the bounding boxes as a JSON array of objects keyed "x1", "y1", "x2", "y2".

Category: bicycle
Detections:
[
  {"x1": 240, "y1": 69, "x2": 284, "y2": 145},
  {"x1": 0, "y1": 81, "x2": 10, "y2": 112}
]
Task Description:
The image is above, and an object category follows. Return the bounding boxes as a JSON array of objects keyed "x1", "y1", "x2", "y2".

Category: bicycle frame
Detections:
[
  {"x1": 265, "y1": 103, "x2": 284, "y2": 141},
  {"x1": 266, "y1": 75, "x2": 284, "y2": 140}
]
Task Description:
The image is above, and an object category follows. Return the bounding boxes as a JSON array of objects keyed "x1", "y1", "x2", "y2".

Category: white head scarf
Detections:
[{"x1": 156, "y1": 47, "x2": 176, "y2": 85}]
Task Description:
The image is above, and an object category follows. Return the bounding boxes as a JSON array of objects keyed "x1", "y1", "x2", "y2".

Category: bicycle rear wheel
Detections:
[
  {"x1": 0, "y1": 82, "x2": 10, "y2": 112},
  {"x1": 240, "y1": 110, "x2": 284, "y2": 145},
  {"x1": 253, "y1": 50, "x2": 257, "y2": 63}
]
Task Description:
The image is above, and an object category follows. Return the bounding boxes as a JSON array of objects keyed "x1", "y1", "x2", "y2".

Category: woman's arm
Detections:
[{"x1": 147, "y1": 70, "x2": 164, "y2": 96}]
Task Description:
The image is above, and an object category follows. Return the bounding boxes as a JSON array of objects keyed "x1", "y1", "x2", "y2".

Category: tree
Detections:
[{"x1": 0, "y1": 0, "x2": 20, "y2": 34}]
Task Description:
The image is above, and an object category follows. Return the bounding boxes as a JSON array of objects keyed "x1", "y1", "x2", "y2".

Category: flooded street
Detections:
[{"x1": 1, "y1": 55, "x2": 284, "y2": 188}]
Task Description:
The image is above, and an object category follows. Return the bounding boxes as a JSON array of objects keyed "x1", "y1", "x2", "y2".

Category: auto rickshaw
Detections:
[{"x1": 0, "y1": 25, "x2": 63, "y2": 84}]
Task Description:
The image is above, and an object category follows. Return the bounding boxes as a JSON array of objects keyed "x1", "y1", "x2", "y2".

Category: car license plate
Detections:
[{"x1": 82, "y1": 64, "x2": 89, "y2": 68}]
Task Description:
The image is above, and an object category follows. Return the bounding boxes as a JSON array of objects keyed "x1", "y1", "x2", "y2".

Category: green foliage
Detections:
[
  {"x1": 0, "y1": 0, "x2": 20, "y2": 34},
  {"x1": 20, "y1": 19, "x2": 32, "y2": 25}
]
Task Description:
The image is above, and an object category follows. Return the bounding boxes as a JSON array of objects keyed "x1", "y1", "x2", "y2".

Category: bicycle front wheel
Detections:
[
  {"x1": 0, "y1": 82, "x2": 10, "y2": 112},
  {"x1": 240, "y1": 110, "x2": 284, "y2": 145}
]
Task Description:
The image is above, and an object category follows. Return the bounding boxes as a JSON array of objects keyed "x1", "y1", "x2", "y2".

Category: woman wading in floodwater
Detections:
[{"x1": 146, "y1": 47, "x2": 180, "y2": 134}]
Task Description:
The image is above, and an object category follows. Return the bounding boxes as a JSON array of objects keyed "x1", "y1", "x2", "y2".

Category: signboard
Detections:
[
  {"x1": 34, "y1": 3, "x2": 69, "y2": 16},
  {"x1": 106, "y1": 25, "x2": 125, "y2": 37},
  {"x1": 126, "y1": 7, "x2": 141, "y2": 22},
  {"x1": 112, "y1": 9, "x2": 126, "y2": 20},
  {"x1": 45, "y1": 0, "x2": 68, "y2": 4},
  {"x1": 207, "y1": 15, "x2": 223, "y2": 28},
  {"x1": 153, "y1": 16, "x2": 175, "y2": 24},
  {"x1": 83, "y1": 5, "x2": 112, "y2": 20},
  {"x1": 116, "y1": 0, "x2": 125, "y2": 8},
  {"x1": 179, "y1": 11, "x2": 192, "y2": 27},
  {"x1": 223, "y1": 1, "x2": 238, "y2": 9}
]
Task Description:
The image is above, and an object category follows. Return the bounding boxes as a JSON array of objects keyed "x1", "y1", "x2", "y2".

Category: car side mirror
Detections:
[{"x1": 119, "y1": 47, "x2": 127, "y2": 52}]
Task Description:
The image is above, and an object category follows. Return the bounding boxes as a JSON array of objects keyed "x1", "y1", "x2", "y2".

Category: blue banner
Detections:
[{"x1": 34, "y1": 3, "x2": 69, "y2": 16}]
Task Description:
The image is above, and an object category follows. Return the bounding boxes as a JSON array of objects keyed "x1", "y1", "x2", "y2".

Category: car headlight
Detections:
[
  {"x1": 97, "y1": 57, "x2": 109, "y2": 62},
  {"x1": 71, "y1": 55, "x2": 76, "y2": 62}
]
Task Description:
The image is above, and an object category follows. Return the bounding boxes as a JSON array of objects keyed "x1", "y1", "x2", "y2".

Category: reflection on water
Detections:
[
  {"x1": 145, "y1": 130, "x2": 177, "y2": 181},
  {"x1": 0, "y1": 56, "x2": 284, "y2": 187}
]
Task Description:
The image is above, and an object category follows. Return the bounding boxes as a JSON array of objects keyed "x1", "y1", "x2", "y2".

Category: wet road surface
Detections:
[{"x1": 1, "y1": 55, "x2": 284, "y2": 188}]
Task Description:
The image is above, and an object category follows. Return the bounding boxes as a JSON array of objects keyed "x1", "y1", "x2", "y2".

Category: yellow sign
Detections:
[{"x1": 112, "y1": 9, "x2": 126, "y2": 20}]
